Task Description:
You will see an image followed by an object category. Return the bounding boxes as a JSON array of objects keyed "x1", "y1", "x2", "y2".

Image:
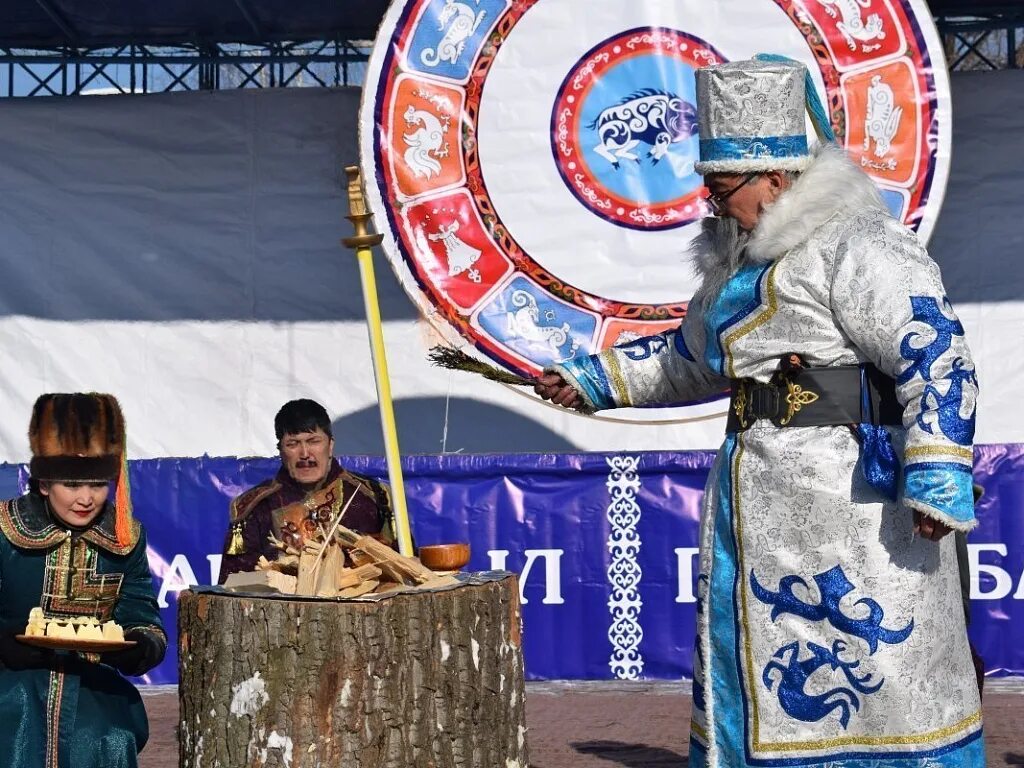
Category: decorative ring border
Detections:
[{"x1": 362, "y1": 0, "x2": 949, "y2": 379}]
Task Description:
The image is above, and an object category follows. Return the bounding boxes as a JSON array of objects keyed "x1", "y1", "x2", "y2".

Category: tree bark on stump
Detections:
[{"x1": 178, "y1": 576, "x2": 528, "y2": 768}]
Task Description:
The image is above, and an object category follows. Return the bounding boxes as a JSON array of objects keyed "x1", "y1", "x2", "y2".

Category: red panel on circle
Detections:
[
  {"x1": 843, "y1": 60, "x2": 920, "y2": 187},
  {"x1": 401, "y1": 189, "x2": 513, "y2": 312},
  {"x1": 799, "y1": 0, "x2": 903, "y2": 71},
  {"x1": 599, "y1": 318, "x2": 684, "y2": 349}
]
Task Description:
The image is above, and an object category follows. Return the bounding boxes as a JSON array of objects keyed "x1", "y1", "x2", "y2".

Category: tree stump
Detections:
[{"x1": 178, "y1": 576, "x2": 528, "y2": 768}]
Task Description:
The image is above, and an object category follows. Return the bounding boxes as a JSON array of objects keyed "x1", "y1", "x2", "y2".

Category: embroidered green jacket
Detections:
[{"x1": 0, "y1": 492, "x2": 166, "y2": 768}]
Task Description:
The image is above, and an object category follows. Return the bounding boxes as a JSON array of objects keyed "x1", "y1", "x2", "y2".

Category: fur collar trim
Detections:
[
  {"x1": 689, "y1": 144, "x2": 887, "y2": 294},
  {"x1": 746, "y1": 143, "x2": 887, "y2": 261}
]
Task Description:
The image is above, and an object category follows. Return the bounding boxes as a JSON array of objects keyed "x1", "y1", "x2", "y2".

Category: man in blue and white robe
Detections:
[{"x1": 537, "y1": 59, "x2": 983, "y2": 767}]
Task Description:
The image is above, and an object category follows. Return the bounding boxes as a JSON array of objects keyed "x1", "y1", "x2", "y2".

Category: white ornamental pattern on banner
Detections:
[{"x1": 606, "y1": 454, "x2": 644, "y2": 679}]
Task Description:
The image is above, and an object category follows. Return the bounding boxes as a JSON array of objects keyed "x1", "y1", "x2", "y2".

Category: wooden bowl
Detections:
[{"x1": 418, "y1": 543, "x2": 470, "y2": 572}]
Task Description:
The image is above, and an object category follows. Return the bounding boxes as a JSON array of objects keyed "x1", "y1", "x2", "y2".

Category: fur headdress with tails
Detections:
[{"x1": 29, "y1": 393, "x2": 134, "y2": 546}]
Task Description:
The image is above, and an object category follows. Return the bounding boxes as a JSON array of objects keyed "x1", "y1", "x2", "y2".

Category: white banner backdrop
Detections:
[{"x1": 0, "y1": 76, "x2": 1020, "y2": 462}]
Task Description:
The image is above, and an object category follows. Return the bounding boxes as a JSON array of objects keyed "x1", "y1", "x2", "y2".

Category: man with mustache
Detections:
[{"x1": 218, "y1": 399, "x2": 396, "y2": 580}]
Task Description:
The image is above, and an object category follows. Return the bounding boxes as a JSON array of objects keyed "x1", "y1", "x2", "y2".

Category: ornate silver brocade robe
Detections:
[{"x1": 553, "y1": 147, "x2": 983, "y2": 767}]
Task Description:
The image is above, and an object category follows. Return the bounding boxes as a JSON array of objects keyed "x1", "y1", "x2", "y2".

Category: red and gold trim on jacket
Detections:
[{"x1": 0, "y1": 496, "x2": 139, "y2": 555}]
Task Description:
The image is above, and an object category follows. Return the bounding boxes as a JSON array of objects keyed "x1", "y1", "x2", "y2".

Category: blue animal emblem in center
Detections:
[
  {"x1": 588, "y1": 89, "x2": 698, "y2": 173},
  {"x1": 751, "y1": 565, "x2": 913, "y2": 729}
]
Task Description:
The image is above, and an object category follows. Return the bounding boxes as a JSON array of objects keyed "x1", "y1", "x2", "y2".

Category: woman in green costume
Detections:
[{"x1": 0, "y1": 393, "x2": 167, "y2": 768}]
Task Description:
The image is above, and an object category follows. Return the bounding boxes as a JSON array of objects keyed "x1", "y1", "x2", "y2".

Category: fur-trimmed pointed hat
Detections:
[{"x1": 29, "y1": 393, "x2": 134, "y2": 546}]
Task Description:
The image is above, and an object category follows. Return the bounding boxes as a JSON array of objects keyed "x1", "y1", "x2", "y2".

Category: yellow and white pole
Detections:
[{"x1": 342, "y1": 165, "x2": 414, "y2": 557}]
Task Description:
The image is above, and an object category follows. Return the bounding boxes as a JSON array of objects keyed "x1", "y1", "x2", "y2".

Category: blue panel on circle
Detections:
[
  {"x1": 405, "y1": 0, "x2": 508, "y2": 82},
  {"x1": 477, "y1": 277, "x2": 598, "y2": 366},
  {"x1": 878, "y1": 188, "x2": 906, "y2": 220},
  {"x1": 579, "y1": 56, "x2": 702, "y2": 204}
]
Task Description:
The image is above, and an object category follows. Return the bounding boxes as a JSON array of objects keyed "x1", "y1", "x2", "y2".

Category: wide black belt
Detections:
[{"x1": 726, "y1": 363, "x2": 901, "y2": 432}]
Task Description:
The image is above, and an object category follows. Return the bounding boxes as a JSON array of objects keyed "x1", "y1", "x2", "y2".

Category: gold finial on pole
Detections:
[
  {"x1": 342, "y1": 165, "x2": 414, "y2": 558},
  {"x1": 343, "y1": 165, "x2": 384, "y2": 247}
]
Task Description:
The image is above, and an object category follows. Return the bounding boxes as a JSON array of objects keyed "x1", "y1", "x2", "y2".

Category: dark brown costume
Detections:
[
  {"x1": 0, "y1": 393, "x2": 166, "y2": 768},
  {"x1": 218, "y1": 459, "x2": 395, "y2": 580}
]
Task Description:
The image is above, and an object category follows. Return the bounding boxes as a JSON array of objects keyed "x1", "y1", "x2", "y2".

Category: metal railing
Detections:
[
  {"x1": 1, "y1": 12, "x2": 1022, "y2": 99},
  {"x1": 937, "y1": 9, "x2": 1024, "y2": 70},
  {"x1": 0, "y1": 40, "x2": 372, "y2": 97}
]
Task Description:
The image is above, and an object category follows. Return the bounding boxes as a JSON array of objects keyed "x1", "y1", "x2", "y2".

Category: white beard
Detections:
[{"x1": 690, "y1": 216, "x2": 750, "y2": 310}]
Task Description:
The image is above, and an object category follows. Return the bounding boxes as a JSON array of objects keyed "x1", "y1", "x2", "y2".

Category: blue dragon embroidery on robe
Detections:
[
  {"x1": 917, "y1": 357, "x2": 977, "y2": 446},
  {"x1": 750, "y1": 565, "x2": 913, "y2": 729},
  {"x1": 751, "y1": 565, "x2": 913, "y2": 653},
  {"x1": 896, "y1": 296, "x2": 963, "y2": 385},
  {"x1": 615, "y1": 329, "x2": 692, "y2": 362},
  {"x1": 763, "y1": 639, "x2": 883, "y2": 729},
  {"x1": 896, "y1": 296, "x2": 977, "y2": 446}
]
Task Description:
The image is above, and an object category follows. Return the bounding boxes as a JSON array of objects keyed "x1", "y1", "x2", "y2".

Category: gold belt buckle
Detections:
[
  {"x1": 779, "y1": 374, "x2": 820, "y2": 426},
  {"x1": 732, "y1": 380, "x2": 750, "y2": 428}
]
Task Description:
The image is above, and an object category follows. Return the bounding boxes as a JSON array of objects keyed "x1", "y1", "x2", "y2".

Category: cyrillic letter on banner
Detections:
[
  {"x1": 487, "y1": 548, "x2": 565, "y2": 604},
  {"x1": 674, "y1": 547, "x2": 700, "y2": 603}
]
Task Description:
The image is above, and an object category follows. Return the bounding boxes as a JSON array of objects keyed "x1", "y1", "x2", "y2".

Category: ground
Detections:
[{"x1": 141, "y1": 681, "x2": 1024, "y2": 767}]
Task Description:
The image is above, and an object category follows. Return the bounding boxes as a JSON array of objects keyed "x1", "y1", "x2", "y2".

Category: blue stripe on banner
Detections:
[
  {"x1": 0, "y1": 464, "x2": 20, "y2": 501},
  {"x1": 699, "y1": 135, "x2": 808, "y2": 162},
  {"x1": 1, "y1": 443, "x2": 1020, "y2": 690}
]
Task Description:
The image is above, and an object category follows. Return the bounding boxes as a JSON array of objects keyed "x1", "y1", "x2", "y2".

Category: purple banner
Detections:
[
  {"x1": 3, "y1": 445, "x2": 1022, "y2": 683},
  {"x1": 970, "y1": 444, "x2": 1024, "y2": 676}
]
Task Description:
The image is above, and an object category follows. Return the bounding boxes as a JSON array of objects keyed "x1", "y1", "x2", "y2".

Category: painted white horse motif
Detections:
[
  {"x1": 420, "y1": 0, "x2": 486, "y2": 67},
  {"x1": 816, "y1": 0, "x2": 886, "y2": 52}
]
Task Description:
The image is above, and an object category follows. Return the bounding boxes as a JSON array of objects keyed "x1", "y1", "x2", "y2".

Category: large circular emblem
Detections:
[{"x1": 360, "y1": 0, "x2": 951, "y2": 422}]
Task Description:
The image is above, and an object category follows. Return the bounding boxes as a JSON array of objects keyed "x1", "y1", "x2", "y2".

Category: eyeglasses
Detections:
[{"x1": 704, "y1": 173, "x2": 759, "y2": 215}]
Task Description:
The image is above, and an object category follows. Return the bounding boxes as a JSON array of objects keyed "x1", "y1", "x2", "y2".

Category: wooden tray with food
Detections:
[
  {"x1": 17, "y1": 608, "x2": 133, "y2": 652},
  {"x1": 16, "y1": 634, "x2": 137, "y2": 652}
]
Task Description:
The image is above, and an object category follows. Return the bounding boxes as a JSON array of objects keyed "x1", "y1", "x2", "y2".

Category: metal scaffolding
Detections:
[
  {"x1": 936, "y1": 4, "x2": 1024, "y2": 70},
  {"x1": 1, "y1": 1, "x2": 1022, "y2": 98},
  {"x1": 0, "y1": 41, "x2": 371, "y2": 97}
]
